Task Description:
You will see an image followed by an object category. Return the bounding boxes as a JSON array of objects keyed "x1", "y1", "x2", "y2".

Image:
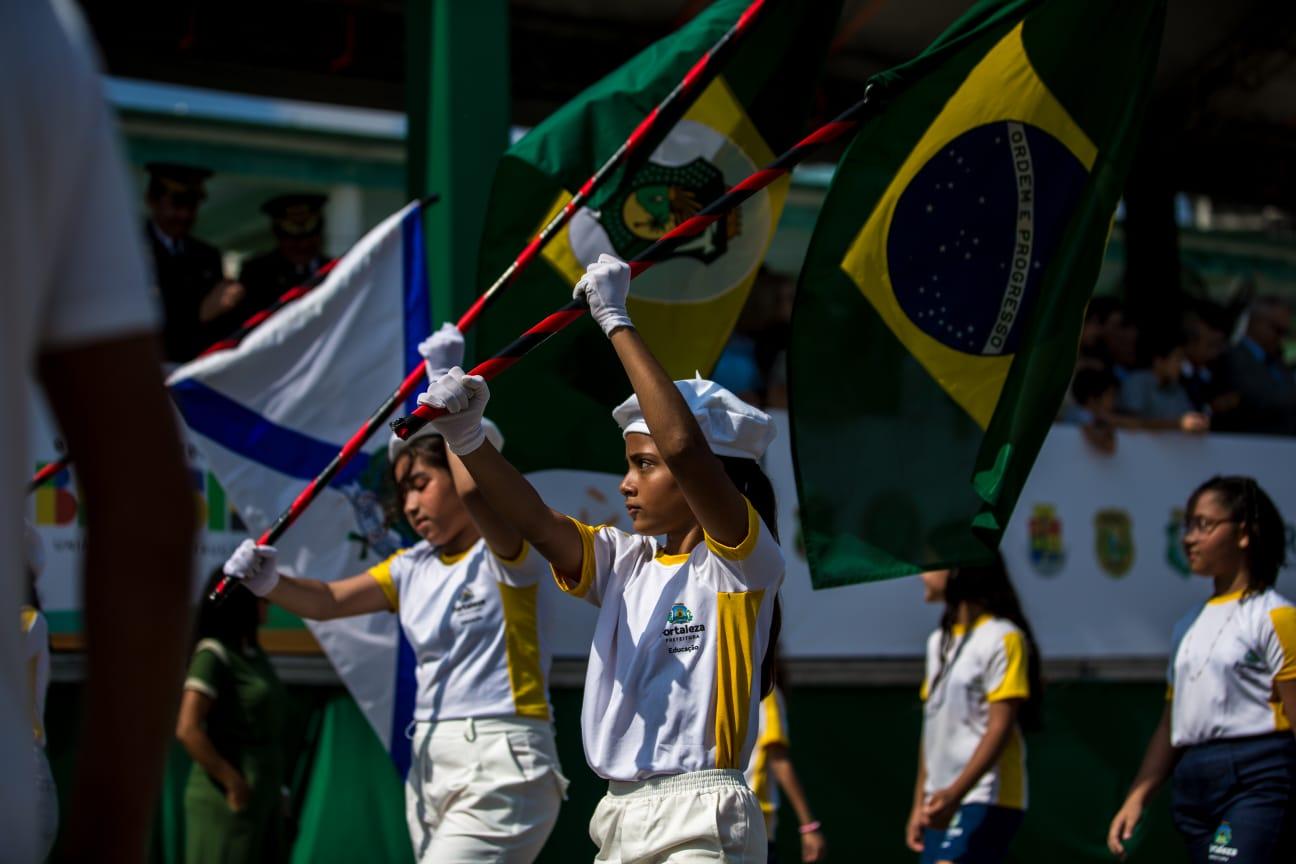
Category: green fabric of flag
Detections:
[
  {"x1": 475, "y1": 0, "x2": 840, "y2": 474},
  {"x1": 789, "y1": 0, "x2": 1165, "y2": 586}
]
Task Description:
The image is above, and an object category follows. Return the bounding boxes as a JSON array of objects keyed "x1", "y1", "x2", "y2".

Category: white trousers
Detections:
[
  {"x1": 405, "y1": 716, "x2": 566, "y2": 864},
  {"x1": 590, "y1": 769, "x2": 766, "y2": 864}
]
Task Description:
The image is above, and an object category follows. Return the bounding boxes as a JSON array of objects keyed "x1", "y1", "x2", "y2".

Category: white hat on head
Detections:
[
  {"x1": 387, "y1": 417, "x2": 504, "y2": 464},
  {"x1": 612, "y1": 376, "x2": 775, "y2": 461}
]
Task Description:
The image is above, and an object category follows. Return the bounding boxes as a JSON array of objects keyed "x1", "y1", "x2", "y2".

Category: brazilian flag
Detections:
[
  {"x1": 789, "y1": 0, "x2": 1165, "y2": 586},
  {"x1": 475, "y1": 0, "x2": 841, "y2": 473}
]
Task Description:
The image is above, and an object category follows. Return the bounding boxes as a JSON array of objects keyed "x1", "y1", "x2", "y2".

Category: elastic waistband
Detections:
[
  {"x1": 607, "y1": 769, "x2": 749, "y2": 799},
  {"x1": 414, "y1": 715, "x2": 552, "y2": 740}
]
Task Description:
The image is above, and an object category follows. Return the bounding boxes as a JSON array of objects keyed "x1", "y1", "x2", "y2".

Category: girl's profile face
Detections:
[
  {"x1": 920, "y1": 569, "x2": 949, "y2": 604},
  {"x1": 1182, "y1": 490, "x2": 1247, "y2": 580},
  {"x1": 620, "y1": 432, "x2": 694, "y2": 537},
  {"x1": 394, "y1": 454, "x2": 472, "y2": 546}
]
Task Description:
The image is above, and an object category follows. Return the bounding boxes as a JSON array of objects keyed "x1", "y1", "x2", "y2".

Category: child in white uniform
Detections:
[
  {"x1": 421, "y1": 254, "x2": 784, "y2": 863},
  {"x1": 908, "y1": 554, "x2": 1041, "y2": 864},
  {"x1": 222, "y1": 325, "x2": 564, "y2": 864},
  {"x1": 1108, "y1": 476, "x2": 1296, "y2": 864}
]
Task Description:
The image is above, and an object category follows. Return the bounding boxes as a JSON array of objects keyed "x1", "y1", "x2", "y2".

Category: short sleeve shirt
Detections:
[
  {"x1": 183, "y1": 637, "x2": 287, "y2": 777},
  {"x1": 1167, "y1": 589, "x2": 1296, "y2": 747},
  {"x1": 368, "y1": 538, "x2": 553, "y2": 723},
  {"x1": 921, "y1": 615, "x2": 1030, "y2": 809},
  {"x1": 554, "y1": 498, "x2": 784, "y2": 781}
]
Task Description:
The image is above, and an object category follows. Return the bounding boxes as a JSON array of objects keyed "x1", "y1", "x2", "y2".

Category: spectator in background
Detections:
[
  {"x1": 1078, "y1": 295, "x2": 1124, "y2": 369},
  {"x1": 238, "y1": 193, "x2": 330, "y2": 317},
  {"x1": 1105, "y1": 304, "x2": 1140, "y2": 383},
  {"x1": 1214, "y1": 296, "x2": 1296, "y2": 436},
  {"x1": 144, "y1": 162, "x2": 245, "y2": 363},
  {"x1": 1118, "y1": 328, "x2": 1209, "y2": 433},
  {"x1": 744, "y1": 650, "x2": 827, "y2": 863},
  {"x1": 2, "y1": 3, "x2": 197, "y2": 860},
  {"x1": 176, "y1": 570, "x2": 288, "y2": 864},
  {"x1": 1063, "y1": 366, "x2": 1119, "y2": 453},
  {"x1": 1180, "y1": 312, "x2": 1232, "y2": 415}
]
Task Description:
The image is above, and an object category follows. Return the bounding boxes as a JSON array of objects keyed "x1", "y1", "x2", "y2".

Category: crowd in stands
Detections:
[
  {"x1": 711, "y1": 270, "x2": 1296, "y2": 449},
  {"x1": 1061, "y1": 294, "x2": 1295, "y2": 450}
]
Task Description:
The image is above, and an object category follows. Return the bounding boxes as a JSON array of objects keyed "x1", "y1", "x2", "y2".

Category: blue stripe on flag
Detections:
[
  {"x1": 169, "y1": 380, "x2": 369, "y2": 485},
  {"x1": 388, "y1": 201, "x2": 431, "y2": 777}
]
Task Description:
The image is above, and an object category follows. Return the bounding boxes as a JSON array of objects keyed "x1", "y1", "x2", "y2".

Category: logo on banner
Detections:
[
  {"x1": 1166, "y1": 507, "x2": 1191, "y2": 577},
  {"x1": 1095, "y1": 509, "x2": 1135, "y2": 577},
  {"x1": 32, "y1": 462, "x2": 245, "y2": 533},
  {"x1": 32, "y1": 462, "x2": 80, "y2": 527},
  {"x1": 1027, "y1": 503, "x2": 1065, "y2": 576}
]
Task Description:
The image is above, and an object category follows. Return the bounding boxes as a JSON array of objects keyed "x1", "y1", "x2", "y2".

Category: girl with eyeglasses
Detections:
[{"x1": 1107, "y1": 476, "x2": 1296, "y2": 863}]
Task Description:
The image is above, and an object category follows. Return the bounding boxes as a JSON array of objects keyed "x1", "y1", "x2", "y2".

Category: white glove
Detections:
[
  {"x1": 222, "y1": 539, "x2": 280, "y2": 597},
  {"x1": 417, "y1": 322, "x2": 465, "y2": 380},
  {"x1": 573, "y1": 253, "x2": 633, "y2": 337},
  {"x1": 417, "y1": 367, "x2": 491, "y2": 455}
]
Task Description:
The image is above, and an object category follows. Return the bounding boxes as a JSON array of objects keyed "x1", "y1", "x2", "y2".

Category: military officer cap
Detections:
[
  {"x1": 262, "y1": 193, "x2": 328, "y2": 237},
  {"x1": 145, "y1": 162, "x2": 212, "y2": 204}
]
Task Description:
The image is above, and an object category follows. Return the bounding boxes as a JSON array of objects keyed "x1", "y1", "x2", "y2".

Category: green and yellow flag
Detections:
[
  {"x1": 790, "y1": 0, "x2": 1165, "y2": 586},
  {"x1": 476, "y1": 0, "x2": 840, "y2": 473}
]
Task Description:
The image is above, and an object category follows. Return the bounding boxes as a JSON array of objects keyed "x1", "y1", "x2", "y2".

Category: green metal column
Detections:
[{"x1": 406, "y1": 0, "x2": 510, "y2": 345}]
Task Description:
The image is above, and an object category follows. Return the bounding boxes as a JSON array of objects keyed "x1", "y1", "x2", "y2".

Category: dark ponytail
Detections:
[
  {"x1": 941, "y1": 553, "x2": 1044, "y2": 731},
  {"x1": 718, "y1": 456, "x2": 782, "y2": 698}
]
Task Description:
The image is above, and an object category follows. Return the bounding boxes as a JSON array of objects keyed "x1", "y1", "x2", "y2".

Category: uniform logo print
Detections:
[{"x1": 666, "y1": 603, "x2": 694, "y2": 625}]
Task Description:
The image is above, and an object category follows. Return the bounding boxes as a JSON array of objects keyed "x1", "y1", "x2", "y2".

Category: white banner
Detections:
[
  {"x1": 765, "y1": 416, "x2": 1296, "y2": 659},
  {"x1": 27, "y1": 403, "x2": 1296, "y2": 661}
]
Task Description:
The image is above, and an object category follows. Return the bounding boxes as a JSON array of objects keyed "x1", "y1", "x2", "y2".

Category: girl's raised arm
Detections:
[
  {"x1": 577, "y1": 254, "x2": 750, "y2": 547},
  {"x1": 422, "y1": 369, "x2": 585, "y2": 578}
]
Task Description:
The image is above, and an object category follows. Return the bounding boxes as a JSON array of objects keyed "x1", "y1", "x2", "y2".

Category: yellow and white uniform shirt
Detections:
[
  {"x1": 744, "y1": 687, "x2": 790, "y2": 834},
  {"x1": 1166, "y1": 588, "x2": 1296, "y2": 748},
  {"x1": 369, "y1": 538, "x2": 553, "y2": 722},
  {"x1": 921, "y1": 615, "x2": 1030, "y2": 810},
  {"x1": 556, "y1": 498, "x2": 783, "y2": 781}
]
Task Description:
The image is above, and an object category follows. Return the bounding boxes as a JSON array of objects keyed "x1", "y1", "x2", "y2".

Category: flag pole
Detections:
[
  {"x1": 454, "y1": 0, "x2": 769, "y2": 332},
  {"x1": 391, "y1": 83, "x2": 881, "y2": 440},
  {"x1": 205, "y1": 4, "x2": 771, "y2": 602}
]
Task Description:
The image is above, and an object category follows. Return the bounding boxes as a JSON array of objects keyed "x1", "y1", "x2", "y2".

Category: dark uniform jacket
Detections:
[
  {"x1": 236, "y1": 250, "x2": 327, "y2": 323},
  {"x1": 147, "y1": 222, "x2": 226, "y2": 363},
  {"x1": 1213, "y1": 340, "x2": 1296, "y2": 436}
]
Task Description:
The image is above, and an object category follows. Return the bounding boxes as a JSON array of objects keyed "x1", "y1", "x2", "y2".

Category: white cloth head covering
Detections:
[
  {"x1": 612, "y1": 376, "x2": 775, "y2": 460},
  {"x1": 388, "y1": 417, "x2": 504, "y2": 464}
]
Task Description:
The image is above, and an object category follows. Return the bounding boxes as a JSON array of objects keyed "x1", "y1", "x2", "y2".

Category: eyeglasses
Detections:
[{"x1": 1181, "y1": 516, "x2": 1235, "y2": 537}]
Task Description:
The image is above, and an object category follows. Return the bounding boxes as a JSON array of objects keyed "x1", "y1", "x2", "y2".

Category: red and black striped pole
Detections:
[
  {"x1": 455, "y1": 0, "x2": 769, "y2": 333},
  {"x1": 390, "y1": 83, "x2": 881, "y2": 440},
  {"x1": 27, "y1": 458, "x2": 68, "y2": 493},
  {"x1": 205, "y1": 5, "x2": 772, "y2": 603}
]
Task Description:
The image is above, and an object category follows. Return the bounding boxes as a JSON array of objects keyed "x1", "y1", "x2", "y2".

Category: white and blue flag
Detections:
[{"x1": 167, "y1": 200, "x2": 430, "y2": 775}]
